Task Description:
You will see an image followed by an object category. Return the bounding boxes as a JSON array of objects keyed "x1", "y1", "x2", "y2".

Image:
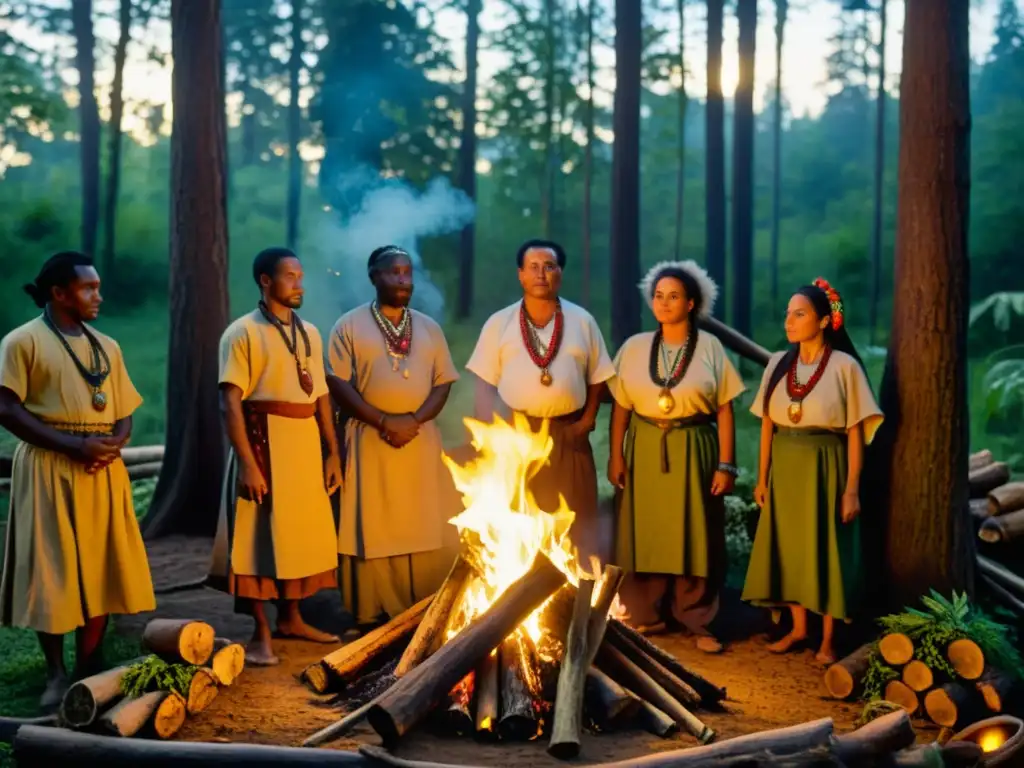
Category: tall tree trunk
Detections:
[
  {"x1": 704, "y1": 0, "x2": 726, "y2": 319},
  {"x1": 241, "y1": 79, "x2": 256, "y2": 166},
  {"x1": 730, "y1": 0, "x2": 757, "y2": 340},
  {"x1": 673, "y1": 0, "x2": 688, "y2": 260},
  {"x1": 144, "y1": 0, "x2": 230, "y2": 539},
  {"x1": 456, "y1": 0, "x2": 480, "y2": 320},
  {"x1": 72, "y1": 0, "x2": 100, "y2": 257},
  {"x1": 581, "y1": 0, "x2": 595, "y2": 306},
  {"x1": 541, "y1": 0, "x2": 556, "y2": 237},
  {"x1": 868, "y1": 0, "x2": 887, "y2": 345},
  {"x1": 769, "y1": 0, "x2": 787, "y2": 313},
  {"x1": 102, "y1": 0, "x2": 131, "y2": 273},
  {"x1": 610, "y1": 0, "x2": 641, "y2": 348},
  {"x1": 286, "y1": 0, "x2": 304, "y2": 251},
  {"x1": 878, "y1": 0, "x2": 971, "y2": 606}
]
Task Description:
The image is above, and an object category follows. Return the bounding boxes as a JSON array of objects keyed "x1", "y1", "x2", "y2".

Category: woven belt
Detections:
[
  {"x1": 634, "y1": 413, "x2": 715, "y2": 473},
  {"x1": 44, "y1": 421, "x2": 114, "y2": 436}
]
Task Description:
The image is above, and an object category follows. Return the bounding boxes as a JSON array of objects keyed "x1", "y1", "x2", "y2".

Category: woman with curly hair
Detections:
[
  {"x1": 741, "y1": 279, "x2": 883, "y2": 665},
  {"x1": 607, "y1": 261, "x2": 746, "y2": 653}
]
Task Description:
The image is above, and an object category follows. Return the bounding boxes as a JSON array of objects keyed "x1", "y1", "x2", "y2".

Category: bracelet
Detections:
[
  {"x1": 717, "y1": 462, "x2": 738, "y2": 477},
  {"x1": 378, "y1": 413, "x2": 386, "y2": 429}
]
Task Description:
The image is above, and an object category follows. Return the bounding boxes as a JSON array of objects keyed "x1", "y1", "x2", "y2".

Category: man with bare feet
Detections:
[
  {"x1": 209, "y1": 247, "x2": 343, "y2": 665},
  {"x1": 0, "y1": 251, "x2": 155, "y2": 711}
]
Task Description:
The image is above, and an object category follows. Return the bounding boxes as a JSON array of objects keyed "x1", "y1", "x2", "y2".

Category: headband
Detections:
[
  {"x1": 637, "y1": 260, "x2": 718, "y2": 320},
  {"x1": 368, "y1": 246, "x2": 411, "y2": 273},
  {"x1": 813, "y1": 277, "x2": 844, "y2": 331}
]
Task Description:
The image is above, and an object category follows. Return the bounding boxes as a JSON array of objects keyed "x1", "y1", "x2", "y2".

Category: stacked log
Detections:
[{"x1": 969, "y1": 449, "x2": 1024, "y2": 546}]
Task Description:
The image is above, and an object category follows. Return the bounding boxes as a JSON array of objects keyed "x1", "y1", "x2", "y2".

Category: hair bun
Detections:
[{"x1": 22, "y1": 282, "x2": 45, "y2": 307}]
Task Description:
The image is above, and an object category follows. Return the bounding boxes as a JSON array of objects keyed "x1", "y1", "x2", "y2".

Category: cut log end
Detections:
[
  {"x1": 152, "y1": 691, "x2": 187, "y2": 739},
  {"x1": 302, "y1": 662, "x2": 330, "y2": 693},
  {"x1": 186, "y1": 668, "x2": 219, "y2": 714},
  {"x1": 970, "y1": 461, "x2": 1011, "y2": 498},
  {"x1": 210, "y1": 642, "x2": 245, "y2": 685},
  {"x1": 988, "y1": 482, "x2": 1024, "y2": 517},
  {"x1": 142, "y1": 619, "x2": 216, "y2": 665},
  {"x1": 884, "y1": 680, "x2": 920, "y2": 715},
  {"x1": 924, "y1": 683, "x2": 973, "y2": 728},
  {"x1": 902, "y1": 660, "x2": 934, "y2": 692},
  {"x1": 976, "y1": 668, "x2": 1015, "y2": 712},
  {"x1": 824, "y1": 643, "x2": 873, "y2": 700},
  {"x1": 879, "y1": 634, "x2": 914, "y2": 666},
  {"x1": 947, "y1": 638, "x2": 985, "y2": 681}
]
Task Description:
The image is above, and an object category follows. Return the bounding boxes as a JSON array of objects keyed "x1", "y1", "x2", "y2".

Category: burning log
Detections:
[
  {"x1": 442, "y1": 672, "x2": 475, "y2": 736},
  {"x1": 302, "y1": 594, "x2": 432, "y2": 693},
  {"x1": 970, "y1": 462, "x2": 1010, "y2": 498},
  {"x1": 924, "y1": 683, "x2": 977, "y2": 728},
  {"x1": 473, "y1": 651, "x2": 499, "y2": 739},
  {"x1": 209, "y1": 638, "x2": 245, "y2": 685},
  {"x1": 498, "y1": 632, "x2": 542, "y2": 741},
  {"x1": 366, "y1": 553, "x2": 566, "y2": 745},
  {"x1": 603, "y1": 622, "x2": 701, "y2": 707},
  {"x1": 988, "y1": 482, "x2": 1024, "y2": 517},
  {"x1": 947, "y1": 638, "x2": 985, "y2": 680},
  {"x1": 979, "y1": 509, "x2": 1024, "y2": 544},
  {"x1": 883, "y1": 681, "x2": 920, "y2": 715},
  {"x1": 823, "y1": 643, "x2": 873, "y2": 699},
  {"x1": 60, "y1": 661, "x2": 144, "y2": 728},
  {"x1": 99, "y1": 690, "x2": 186, "y2": 739},
  {"x1": 832, "y1": 710, "x2": 915, "y2": 765},
  {"x1": 548, "y1": 577, "x2": 594, "y2": 759},
  {"x1": 585, "y1": 566, "x2": 624, "y2": 667},
  {"x1": 585, "y1": 668, "x2": 642, "y2": 730},
  {"x1": 638, "y1": 701, "x2": 679, "y2": 738},
  {"x1": 976, "y1": 667, "x2": 1015, "y2": 712},
  {"x1": 395, "y1": 557, "x2": 474, "y2": 678},
  {"x1": 186, "y1": 668, "x2": 219, "y2": 714},
  {"x1": 878, "y1": 633, "x2": 914, "y2": 666},
  {"x1": 969, "y1": 450, "x2": 994, "y2": 472},
  {"x1": 596, "y1": 641, "x2": 714, "y2": 743},
  {"x1": 142, "y1": 619, "x2": 215, "y2": 665}
]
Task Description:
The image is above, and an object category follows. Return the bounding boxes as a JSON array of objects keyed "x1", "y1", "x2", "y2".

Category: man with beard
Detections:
[
  {"x1": 0, "y1": 251, "x2": 155, "y2": 710},
  {"x1": 466, "y1": 239, "x2": 615, "y2": 565},
  {"x1": 208, "y1": 247, "x2": 343, "y2": 665},
  {"x1": 327, "y1": 245, "x2": 460, "y2": 632}
]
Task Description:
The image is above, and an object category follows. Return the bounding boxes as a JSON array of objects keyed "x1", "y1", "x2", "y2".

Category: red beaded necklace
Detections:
[
  {"x1": 785, "y1": 345, "x2": 832, "y2": 424},
  {"x1": 519, "y1": 300, "x2": 564, "y2": 386}
]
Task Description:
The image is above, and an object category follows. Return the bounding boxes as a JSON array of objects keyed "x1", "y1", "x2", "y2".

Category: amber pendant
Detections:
[
  {"x1": 299, "y1": 368, "x2": 314, "y2": 396},
  {"x1": 91, "y1": 390, "x2": 108, "y2": 412},
  {"x1": 657, "y1": 387, "x2": 675, "y2": 415},
  {"x1": 787, "y1": 401, "x2": 803, "y2": 424},
  {"x1": 540, "y1": 369, "x2": 553, "y2": 386}
]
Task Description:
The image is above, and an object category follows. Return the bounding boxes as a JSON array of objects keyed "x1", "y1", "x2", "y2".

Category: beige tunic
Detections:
[
  {"x1": 0, "y1": 317, "x2": 155, "y2": 635},
  {"x1": 465, "y1": 299, "x2": 615, "y2": 418},
  {"x1": 609, "y1": 330, "x2": 747, "y2": 418},
  {"x1": 210, "y1": 310, "x2": 337, "y2": 585},
  {"x1": 751, "y1": 350, "x2": 883, "y2": 443}
]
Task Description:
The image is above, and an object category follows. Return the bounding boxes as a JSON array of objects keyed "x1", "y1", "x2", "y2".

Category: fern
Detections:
[
  {"x1": 861, "y1": 646, "x2": 898, "y2": 702},
  {"x1": 120, "y1": 655, "x2": 199, "y2": 699}
]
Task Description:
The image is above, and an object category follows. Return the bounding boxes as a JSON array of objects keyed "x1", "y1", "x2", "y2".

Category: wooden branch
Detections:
[
  {"x1": 209, "y1": 639, "x2": 245, "y2": 685},
  {"x1": 100, "y1": 690, "x2": 186, "y2": 739},
  {"x1": 498, "y1": 632, "x2": 541, "y2": 742},
  {"x1": 584, "y1": 565, "x2": 624, "y2": 669},
  {"x1": 970, "y1": 462, "x2": 1011, "y2": 498},
  {"x1": 988, "y1": 482, "x2": 1024, "y2": 517},
  {"x1": 584, "y1": 668, "x2": 642, "y2": 730},
  {"x1": 833, "y1": 710, "x2": 916, "y2": 765},
  {"x1": 824, "y1": 642, "x2": 873, "y2": 699},
  {"x1": 947, "y1": 638, "x2": 985, "y2": 680},
  {"x1": 366, "y1": 554, "x2": 566, "y2": 745},
  {"x1": 979, "y1": 509, "x2": 1024, "y2": 544},
  {"x1": 442, "y1": 672, "x2": 474, "y2": 736},
  {"x1": 394, "y1": 557, "x2": 473, "y2": 677},
  {"x1": 637, "y1": 700, "x2": 679, "y2": 738},
  {"x1": 548, "y1": 577, "x2": 594, "y2": 759},
  {"x1": 604, "y1": 626, "x2": 701, "y2": 707},
  {"x1": 303, "y1": 594, "x2": 432, "y2": 693},
  {"x1": 698, "y1": 316, "x2": 772, "y2": 367},
  {"x1": 142, "y1": 619, "x2": 215, "y2": 665},
  {"x1": 981, "y1": 573, "x2": 1024, "y2": 616},
  {"x1": 924, "y1": 682, "x2": 976, "y2": 728},
  {"x1": 976, "y1": 667, "x2": 1015, "y2": 712},
  {"x1": 878, "y1": 633, "x2": 914, "y2": 666},
  {"x1": 883, "y1": 680, "x2": 919, "y2": 715},
  {"x1": 902, "y1": 660, "x2": 934, "y2": 692},
  {"x1": 977, "y1": 555, "x2": 1024, "y2": 599},
  {"x1": 60, "y1": 660, "x2": 144, "y2": 728},
  {"x1": 302, "y1": 697, "x2": 379, "y2": 748},
  {"x1": 186, "y1": 667, "x2": 219, "y2": 714},
  {"x1": 969, "y1": 450, "x2": 994, "y2": 472},
  {"x1": 473, "y1": 651, "x2": 499, "y2": 739}
]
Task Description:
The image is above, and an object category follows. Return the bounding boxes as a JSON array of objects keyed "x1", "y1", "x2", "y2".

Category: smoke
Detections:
[{"x1": 303, "y1": 167, "x2": 475, "y2": 333}]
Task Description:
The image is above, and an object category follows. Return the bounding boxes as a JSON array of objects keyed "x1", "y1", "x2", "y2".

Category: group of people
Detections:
[{"x1": 0, "y1": 239, "x2": 882, "y2": 712}]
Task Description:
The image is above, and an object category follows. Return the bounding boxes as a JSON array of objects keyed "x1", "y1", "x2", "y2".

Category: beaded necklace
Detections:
[
  {"x1": 370, "y1": 301, "x2": 413, "y2": 378},
  {"x1": 258, "y1": 301, "x2": 314, "y2": 395},
  {"x1": 784, "y1": 345, "x2": 832, "y2": 423},
  {"x1": 647, "y1": 323, "x2": 698, "y2": 415},
  {"x1": 42, "y1": 308, "x2": 112, "y2": 412},
  {"x1": 519, "y1": 300, "x2": 564, "y2": 386}
]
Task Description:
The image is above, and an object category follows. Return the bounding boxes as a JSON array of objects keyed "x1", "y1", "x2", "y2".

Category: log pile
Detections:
[
  {"x1": 302, "y1": 555, "x2": 728, "y2": 757},
  {"x1": 969, "y1": 449, "x2": 1024, "y2": 547}
]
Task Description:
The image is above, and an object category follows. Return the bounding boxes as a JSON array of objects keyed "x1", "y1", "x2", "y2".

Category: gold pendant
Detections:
[
  {"x1": 657, "y1": 387, "x2": 675, "y2": 415},
  {"x1": 392, "y1": 358, "x2": 400, "y2": 372},
  {"x1": 402, "y1": 368, "x2": 410, "y2": 379},
  {"x1": 92, "y1": 390, "x2": 108, "y2": 412},
  {"x1": 540, "y1": 369, "x2": 553, "y2": 386},
  {"x1": 787, "y1": 401, "x2": 803, "y2": 424}
]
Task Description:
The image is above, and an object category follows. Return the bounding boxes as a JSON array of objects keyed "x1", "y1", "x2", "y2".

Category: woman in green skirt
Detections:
[
  {"x1": 741, "y1": 278, "x2": 882, "y2": 665},
  {"x1": 607, "y1": 261, "x2": 745, "y2": 653}
]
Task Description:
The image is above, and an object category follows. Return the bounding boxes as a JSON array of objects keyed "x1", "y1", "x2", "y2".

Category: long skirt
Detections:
[
  {"x1": 1, "y1": 442, "x2": 155, "y2": 635},
  {"x1": 741, "y1": 428, "x2": 862, "y2": 620},
  {"x1": 614, "y1": 416, "x2": 724, "y2": 633}
]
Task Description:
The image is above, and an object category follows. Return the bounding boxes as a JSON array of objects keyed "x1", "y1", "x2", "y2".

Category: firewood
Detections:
[
  {"x1": 584, "y1": 565, "x2": 624, "y2": 669},
  {"x1": 833, "y1": 710, "x2": 916, "y2": 765},
  {"x1": 498, "y1": 632, "x2": 542, "y2": 741},
  {"x1": 969, "y1": 499, "x2": 991, "y2": 524},
  {"x1": 637, "y1": 700, "x2": 679, "y2": 738},
  {"x1": 878, "y1": 633, "x2": 914, "y2": 666},
  {"x1": 977, "y1": 555, "x2": 1024, "y2": 600},
  {"x1": 185, "y1": 667, "x2": 218, "y2": 714},
  {"x1": 548, "y1": 577, "x2": 594, "y2": 759},
  {"x1": 473, "y1": 651, "x2": 498, "y2": 739},
  {"x1": 979, "y1": 509, "x2": 1024, "y2": 544},
  {"x1": 970, "y1": 462, "x2": 1010, "y2": 498},
  {"x1": 99, "y1": 690, "x2": 186, "y2": 739},
  {"x1": 883, "y1": 680, "x2": 920, "y2": 715},
  {"x1": 442, "y1": 672, "x2": 474, "y2": 737},
  {"x1": 976, "y1": 667, "x2": 1016, "y2": 713},
  {"x1": 947, "y1": 638, "x2": 985, "y2": 680},
  {"x1": 924, "y1": 682, "x2": 976, "y2": 728},
  {"x1": 988, "y1": 482, "x2": 1024, "y2": 517},
  {"x1": 302, "y1": 594, "x2": 432, "y2": 693},
  {"x1": 366, "y1": 553, "x2": 566, "y2": 745},
  {"x1": 209, "y1": 639, "x2": 245, "y2": 685},
  {"x1": 585, "y1": 668, "x2": 642, "y2": 730},
  {"x1": 823, "y1": 642, "x2": 874, "y2": 699},
  {"x1": 607, "y1": 619, "x2": 726, "y2": 705},
  {"x1": 603, "y1": 621, "x2": 701, "y2": 706},
  {"x1": 394, "y1": 557, "x2": 473, "y2": 678},
  {"x1": 980, "y1": 574, "x2": 1024, "y2": 618},
  {"x1": 301, "y1": 697, "x2": 379, "y2": 747},
  {"x1": 969, "y1": 450, "x2": 994, "y2": 472},
  {"x1": 902, "y1": 660, "x2": 935, "y2": 692},
  {"x1": 596, "y1": 641, "x2": 714, "y2": 743},
  {"x1": 142, "y1": 619, "x2": 215, "y2": 665},
  {"x1": 60, "y1": 660, "x2": 145, "y2": 728}
]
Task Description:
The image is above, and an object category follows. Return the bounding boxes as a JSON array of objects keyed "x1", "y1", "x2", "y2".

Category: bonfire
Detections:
[{"x1": 301, "y1": 414, "x2": 725, "y2": 758}]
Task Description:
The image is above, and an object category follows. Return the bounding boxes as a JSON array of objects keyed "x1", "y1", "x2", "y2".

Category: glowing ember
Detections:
[{"x1": 978, "y1": 727, "x2": 1008, "y2": 752}]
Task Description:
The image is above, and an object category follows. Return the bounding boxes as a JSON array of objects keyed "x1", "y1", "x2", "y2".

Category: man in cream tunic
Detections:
[{"x1": 466, "y1": 239, "x2": 615, "y2": 565}]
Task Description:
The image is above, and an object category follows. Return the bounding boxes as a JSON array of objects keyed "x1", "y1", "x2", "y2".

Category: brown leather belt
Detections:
[
  {"x1": 634, "y1": 412, "x2": 715, "y2": 473},
  {"x1": 243, "y1": 400, "x2": 316, "y2": 419}
]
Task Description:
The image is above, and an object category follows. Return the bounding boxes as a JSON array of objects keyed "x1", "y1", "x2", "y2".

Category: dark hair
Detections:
[
  {"x1": 763, "y1": 283, "x2": 868, "y2": 408},
  {"x1": 367, "y1": 245, "x2": 410, "y2": 276},
  {"x1": 516, "y1": 239, "x2": 566, "y2": 269},
  {"x1": 252, "y1": 247, "x2": 297, "y2": 287},
  {"x1": 649, "y1": 266, "x2": 704, "y2": 318},
  {"x1": 23, "y1": 251, "x2": 94, "y2": 308}
]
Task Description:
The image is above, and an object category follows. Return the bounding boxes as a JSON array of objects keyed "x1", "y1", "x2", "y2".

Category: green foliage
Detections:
[
  {"x1": 861, "y1": 646, "x2": 898, "y2": 702},
  {"x1": 856, "y1": 698, "x2": 903, "y2": 727},
  {"x1": 120, "y1": 655, "x2": 199, "y2": 698}
]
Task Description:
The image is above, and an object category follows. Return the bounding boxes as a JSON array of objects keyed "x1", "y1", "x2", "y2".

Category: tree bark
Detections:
[
  {"x1": 72, "y1": 0, "x2": 100, "y2": 258},
  {"x1": 541, "y1": 0, "x2": 556, "y2": 237},
  {"x1": 610, "y1": 0, "x2": 642, "y2": 348},
  {"x1": 878, "y1": 0, "x2": 972, "y2": 607},
  {"x1": 581, "y1": 0, "x2": 595, "y2": 306},
  {"x1": 705, "y1": 0, "x2": 727, "y2": 319},
  {"x1": 673, "y1": 0, "x2": 688, "y2": 261},
  {"x1": 143, "y1": 0, "x2": 229, "y2": 539},
  {"x1": 286, "y1": 0, "x2": 304, "y2": 251},
  {"x1": 769, "y1": 0, "x2": 786, "y2": 313},
  {"x1": 731, "y1": 0, "x2": 757, "y2": 341},
  {"x1": 868, "y1": 0, "x2": 888, "y2": 345},
  {"x1": 101, "y1": 0, "x2": 132, "y2": 272},
  {"x1": 455, "y1": 0, "x2": 480, "y2": 320}
]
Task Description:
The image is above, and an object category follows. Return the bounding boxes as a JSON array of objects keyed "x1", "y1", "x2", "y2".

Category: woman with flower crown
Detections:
[
  {"x1": 607, "y1": 261, "x2": 745, "y2": 653},
  {"x1": 741, "y1": 279, "x2": 883, "y2": 665}
]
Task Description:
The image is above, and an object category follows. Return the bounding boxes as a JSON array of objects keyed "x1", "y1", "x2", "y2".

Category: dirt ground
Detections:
[{"x1": 105, "y1": 536, "x2": 906, "y2": 766}]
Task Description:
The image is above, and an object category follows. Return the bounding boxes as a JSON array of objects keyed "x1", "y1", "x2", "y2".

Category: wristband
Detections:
[{"x1": 717, "y1": 461, "x2": 738, "y2": 477}]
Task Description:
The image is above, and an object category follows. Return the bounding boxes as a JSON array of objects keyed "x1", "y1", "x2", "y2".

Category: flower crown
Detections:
[
  {"x1": 637, "y1": 260, "x2": 718, "y2": 320},
  {"x1": 813, "y1": 277, "x2": 844, "y2": 331}
]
